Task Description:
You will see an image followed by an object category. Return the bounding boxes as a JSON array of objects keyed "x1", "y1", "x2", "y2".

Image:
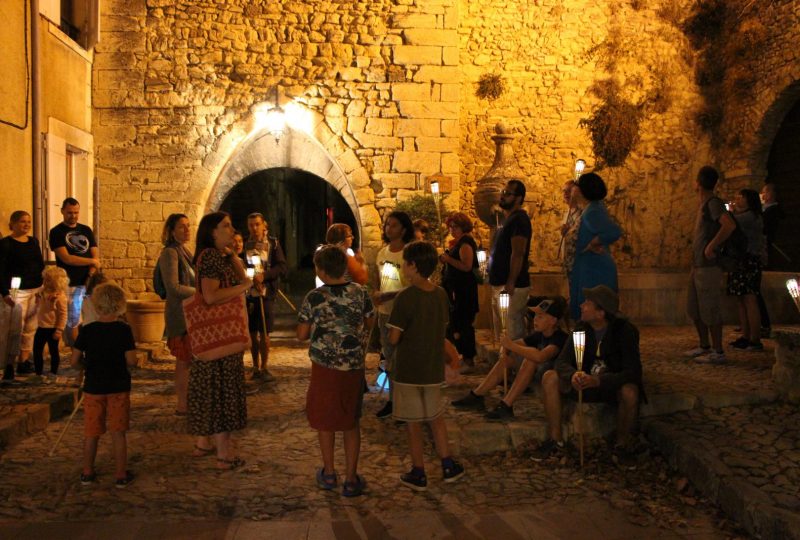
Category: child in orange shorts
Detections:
[{"x1": 70, "y1": 283, "x2": 138, "y2": 488}]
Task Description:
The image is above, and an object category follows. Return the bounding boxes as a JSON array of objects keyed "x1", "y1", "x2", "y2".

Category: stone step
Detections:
[{"x1": 0, "y1": 389, "x2": 80, "y2": 452}]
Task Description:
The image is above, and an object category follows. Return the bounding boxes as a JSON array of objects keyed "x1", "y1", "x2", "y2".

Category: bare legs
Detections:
[
  {"x1": 473, "y1": 354, "x2": 537, "y2": 408},
  {"x1": 83, "y1": 432, "x2": 128, "y2": 479},
  {"x1": 737, "y1": 294, "x2": 761, "y2": 345},
  {"x1": 249, "y1": 331, "x2": 268, "y2": 372},
  {"x1": 541, "y1": 369, "x2": 639, "y2": 444},
  {"x1": 318, "y1": 425, "x2": 361, "y2": 483},
  {"x1": 406, "y1": 416, "x2": 451, "y2": 469}
]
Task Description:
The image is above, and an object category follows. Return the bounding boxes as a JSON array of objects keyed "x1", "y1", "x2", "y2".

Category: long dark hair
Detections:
[
  {"x1": 740, "y1": 189, "x2": 762, "y2": 216},
  {"x1": 193, "y1": 211, "x2": 229, "y2": 265},
  {"x1": 382, "y1": 211, "x2": 415, "y2": 244}
]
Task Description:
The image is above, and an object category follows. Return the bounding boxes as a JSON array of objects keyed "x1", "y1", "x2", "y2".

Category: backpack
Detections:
[
  {"x1": 703, "y1": 198, "x2": 748, "y2": 272},
  {"x1": 153, "y1": 262, "x2": 167, "y2": 299}
]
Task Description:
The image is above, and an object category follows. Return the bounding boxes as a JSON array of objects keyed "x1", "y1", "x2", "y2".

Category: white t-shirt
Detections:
[{"x1": 375, "y1": 245, "x2": 407, "y2": 315}]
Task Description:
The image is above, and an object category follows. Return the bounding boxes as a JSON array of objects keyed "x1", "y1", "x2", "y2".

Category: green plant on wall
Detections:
[
  {"x1": 476, "y1": 73, "x2": 506, "y2": 100},
  {"x1": 395, "y1": 195, "x2": 445, "y2": 243},
  {"x1": 580, "y1": 23, "x2": 676, "y2": 168}
]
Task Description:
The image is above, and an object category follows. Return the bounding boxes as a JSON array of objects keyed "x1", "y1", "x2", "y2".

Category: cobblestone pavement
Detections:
[
  {"x1": 648, "y1": 403, "x2": 800, "y2": 511},
  {"x1": 0, "y1": 325, "x2": 774, "y2": 538}
]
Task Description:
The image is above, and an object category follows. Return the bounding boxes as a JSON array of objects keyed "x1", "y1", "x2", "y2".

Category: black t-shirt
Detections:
[
  {"x1": 48, "y1": 223, "x2": 97, "y2": 286},
  {"x1": 523, "y1": 329, "x2": 567, "y2": 353},
  {"x1": 488, "y1": 210, "x2": 532, "y2": 287},
  {"x1": 74, "y1": 321, "x2": 135, "y2": 394},
  {"x1": 0, "y1": 236, "x2": 44, "y2": 296}
]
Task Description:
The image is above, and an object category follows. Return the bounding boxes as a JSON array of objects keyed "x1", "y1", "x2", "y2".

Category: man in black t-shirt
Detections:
[
  {"x1": 488, "y1": 179, "x2": 532, "y2": 340},
  {"x1": 48, "y1": 198, "x2": 100, "y2": 345}
]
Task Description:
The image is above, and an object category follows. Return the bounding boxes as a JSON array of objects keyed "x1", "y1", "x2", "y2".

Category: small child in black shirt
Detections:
[{"x1": 70, "y1": 283, "x2": 138, "y2": 488}]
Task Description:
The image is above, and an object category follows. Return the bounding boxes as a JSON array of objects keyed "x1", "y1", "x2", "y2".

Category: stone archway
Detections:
[
  {"x1": 200, "y1": 108, "x2": 382, "y2": 256},
  {"x1": 746, "y1": 78, "x2": 800, "y2": 181}
]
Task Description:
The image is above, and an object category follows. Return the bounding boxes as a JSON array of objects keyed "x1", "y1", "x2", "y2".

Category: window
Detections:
[{"x1": 40, "y1": 0, "x2": 99, "y2": 50}]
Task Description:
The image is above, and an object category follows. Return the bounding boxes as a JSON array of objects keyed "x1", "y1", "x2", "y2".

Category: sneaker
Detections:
[
  {"x1": 316, "y1": 467, "x2": 338, "y2": 490},
  {"x1": 683, "y1": 346, "x2": 710, "y2": 358},
  {"x1": 729, "y1": 337, "x2": 749, "y2": 349},
  {"x1": 80, "y1": 472, "x2": 96, "y2": 486},
  {"x1": 376, "y1": 401, "x2": 393, "y2": 419},
  {"x1": 695, "y1": 351, "x2": 727, "y2": 364},
  {"x1": 442, "y1": 460, "x2": 465, "y2": 483},
  {"x1": 746, "y1": 341, "x2": 764, "y2": 352},
  {"x1": 400, "y1": 468, "x2": 427, "y2": 492},
  {"x1": 530, "y1": 439, "x2": 564, "y2": 462},
  {"x1": 262, "y1": 370, "x2": 277, "y2": 382},
  {"x1": 485, "y1": 401, "x2": 514, "y2": 421},
  {"x1": 342, "y1": 475, "x2": 367, "y2": 498},
  {"x1": 451, "y1": 391, "x2": 485, "y2": 411},
  {"x1": 115, "y1": 471, "x2": 135, "y2": 489}
]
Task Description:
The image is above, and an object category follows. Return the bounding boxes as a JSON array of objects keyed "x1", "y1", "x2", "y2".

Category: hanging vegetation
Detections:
[{"x1": 476, "y1": 73, "x2": 506, "y2": 100}]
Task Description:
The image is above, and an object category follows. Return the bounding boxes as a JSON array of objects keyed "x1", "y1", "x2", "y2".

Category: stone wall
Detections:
[
  {"x1": 94, "y1": 0, "x2": 461, "y2": 292},
  {"x1": 93, "y1": 0, "x2": 800, "y2": 293}
]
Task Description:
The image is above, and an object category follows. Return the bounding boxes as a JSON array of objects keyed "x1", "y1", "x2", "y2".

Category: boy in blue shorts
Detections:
[
  {"x1": 297, "y1": 245, "x2": 375, "y2": 497},
  {"x1": 388, "y1": 241, "x2": 465, "y2": 491}
]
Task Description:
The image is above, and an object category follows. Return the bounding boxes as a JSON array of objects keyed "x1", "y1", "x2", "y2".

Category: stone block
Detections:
[
  {"x1": 398, "y1": 101, "x2": 458, "y2": 119},
  {"x1": 402, "y1": 28, "x2": 458, "y2": 47},
  {"x1": 365, "y1": 118, "x2": 395, "y2": 136},
  {"x1": 353, "y1": 133, "x2": 402, "y2": 150},
  {"x1": 393, "y1": 14, "x2": 438, "y2": 29},
  {"x1": 373, "y1": 173, "x2": 417, "y2": 190},
  {"x1": 640, "y1": 393, "x2": 697, "y2": 417},
  {"x1": 393, "y1": 151, "x2": 440, "y2": 174},
  {"x1": 416, "y1": 136, "x2": 458, "y2": 152},
  {"x1": 349, "y1": 167, "x2": 372, "y2": 188},
  {"x1": 393, "y1": 45, "x2": 441, "y2": 66},
  {"x1": 412, "y1": 65, "x2": 460, "y2": 83},
  {"x1": 508, "y1": 421, "x2": 547, "y2": 448},
  {"x1": 459, "y1": 422, "x2": 511, "y2": 455},
  {"x1": 442, "y1": 46, "x2": 459, "y2": 66},
  {"x1": 103, "y1": 221, "x2": 140, "y2": 240},
  {"x1": 440, "y1": 83, "x2": 460, "y2": 102},
  {"x1": 123, "y1": 202, "x2": 163, "y2": 221},
  {"x1": 392, "y1": 83, "x2": 436, "y2": 102},
  {"x1": 441, "y1": 119, "x2": 458, "y2": 137},
  {"x1": 396, "y1": 119, "x2": 440, "y2": 137},
  {"x1": 0, "y1": 414, "x2": 27, "y2": 451},
  {"x1": 23, "y1": 404, "x2": 50, "y2": 434},
  {"x1": 441, "y1": 152, "x2": 459, "y2": 174}
]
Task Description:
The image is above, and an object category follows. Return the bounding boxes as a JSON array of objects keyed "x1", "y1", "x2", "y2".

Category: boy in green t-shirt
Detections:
[{"x1": 387, "y1": 241, "x2": 465, "y2": 491}]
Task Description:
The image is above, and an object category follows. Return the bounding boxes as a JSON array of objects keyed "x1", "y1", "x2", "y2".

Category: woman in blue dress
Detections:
[{"x1": 569, "y1": 173, "x2": 622, "y2": 320}]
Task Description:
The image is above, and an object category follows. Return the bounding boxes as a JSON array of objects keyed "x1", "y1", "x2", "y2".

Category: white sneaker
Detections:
[
  {"x1": 695, "y1": 351, "x2": 727, "y2": 364},
  {"x1": 683, "y1": 347, "x2": 711, "y2": 358}
]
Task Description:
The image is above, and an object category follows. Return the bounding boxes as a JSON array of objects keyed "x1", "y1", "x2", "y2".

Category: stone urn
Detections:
[
  {"x1": 126, "y1": 298, "x2": 166, "y2": 343},
  {"x1": 473, "y1": 122, "x2": 526, "y2": 228}
]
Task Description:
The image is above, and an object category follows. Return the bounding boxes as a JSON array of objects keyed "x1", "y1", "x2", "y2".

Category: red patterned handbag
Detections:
[{"x1": 182, "y1": 251, "x2": 249, "y2": 361}]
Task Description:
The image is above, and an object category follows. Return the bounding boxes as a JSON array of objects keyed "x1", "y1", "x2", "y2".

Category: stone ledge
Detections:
[
  {"x1": 0, "y1": 390, "x2": 80, "y2": 452},
  {"x1": 643, "y1": 419, "x2": 800, "y2": 540}
]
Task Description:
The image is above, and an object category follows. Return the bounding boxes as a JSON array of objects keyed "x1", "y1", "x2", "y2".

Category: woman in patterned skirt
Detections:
[{"x1": 189, "y1": 212, "x2": 252, "y2": 470}]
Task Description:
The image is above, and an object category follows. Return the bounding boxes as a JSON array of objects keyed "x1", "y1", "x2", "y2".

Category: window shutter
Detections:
[
  {"x1": 44, "y1": 132, "x2": 67, "y2": 258},
  {"x1": 38, "y1": 0, "x2": 60, "y2": 25}
]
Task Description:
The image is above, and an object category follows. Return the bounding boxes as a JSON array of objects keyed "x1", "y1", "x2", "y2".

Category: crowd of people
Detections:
[{"x1": 0, "y1": 165, "x2": 783, "y2": 492}]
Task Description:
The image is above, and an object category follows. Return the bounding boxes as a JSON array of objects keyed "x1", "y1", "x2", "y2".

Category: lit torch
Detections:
[
  {"x1": 10, "y1": 277, "x2": 21, "y2": 302},
  {"x1": 499, "y1": 292, "x2": 510, "y2": 394},
  {"x1": 573, "y1": 330, "x2": 586, "y2": 469},
  {"x1": 787, "y1": 278, "x2": 800, "y2": 313}
]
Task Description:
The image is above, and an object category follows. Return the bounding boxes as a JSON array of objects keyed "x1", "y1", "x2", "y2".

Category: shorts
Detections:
[
  {"x1": 393, "y1": 381, "x2": 445, "y2": 422},
  {"x1": 306, "y1": 363, "x2": 364, "y2": 431},
  {"x1": 686, "y1": 266, "x2": 722, "y2": 326},
  {"x1": 83, "y1": 392, "x2": 131, "y2": 437},
  {"x1": 167, "y1": 333, "x2": 192, "y2": 364}
]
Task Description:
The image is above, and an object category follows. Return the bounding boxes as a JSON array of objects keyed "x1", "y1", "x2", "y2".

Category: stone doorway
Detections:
[
  {"x1": 219, "y1": 167, "x2": 359, "y2": 294},
  {"x1": 765, "y1": 98, "x2": 800, "y2": 271}
]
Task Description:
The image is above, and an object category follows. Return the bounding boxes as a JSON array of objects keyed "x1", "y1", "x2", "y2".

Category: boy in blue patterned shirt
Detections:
[{"x1": 297, "y1": 245, "x2": 375, "y2": 497}]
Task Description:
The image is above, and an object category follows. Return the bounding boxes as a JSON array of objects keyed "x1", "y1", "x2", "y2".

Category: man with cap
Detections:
[
  {"x1": 534, "y1": 285, "x2": 643, "y2": 464},
  {"x1": 451, "y1": 296, "x2": 568, "y2": 420}
]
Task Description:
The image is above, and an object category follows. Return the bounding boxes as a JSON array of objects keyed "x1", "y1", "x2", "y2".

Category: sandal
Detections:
[
  {"x1": 216, "y1": 457, "x2": 245, "y2": 470},
  {"x1": 192, "y1": 444, "x2": 215, "y2": 458},
  {"x1": 316, "y1": 467, "x2": 338, "y2": 490},
  {"x1": 342, "y1": 474, "x2": 367, "y2": 498}
]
